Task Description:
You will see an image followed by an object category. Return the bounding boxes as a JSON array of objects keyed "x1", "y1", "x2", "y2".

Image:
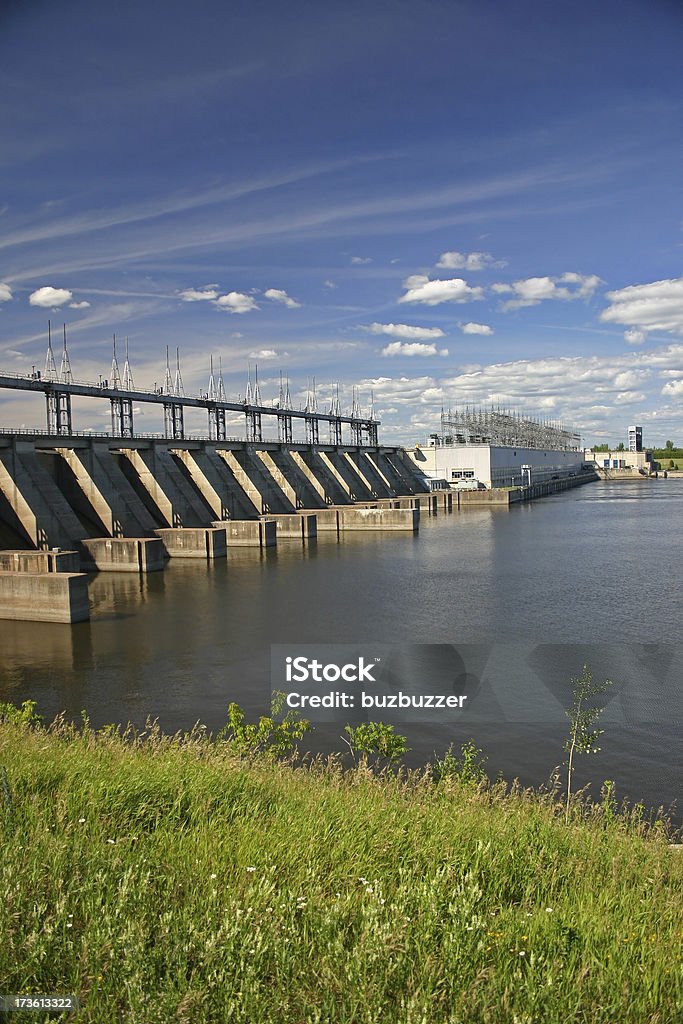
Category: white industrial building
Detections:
[
  {"x1": 406, "y1": 441, "x2": 586, "y2": 489},
  {"x1": 405, "y1": 406, "x2": 587, "y2": 489}
]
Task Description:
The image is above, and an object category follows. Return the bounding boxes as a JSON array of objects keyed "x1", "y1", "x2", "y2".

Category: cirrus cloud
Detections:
[
  {"x1": 398, "y1": 275, "x2": 484, "y2": 306},
  {"x1": 29, "y1": 285, "x2": 73, "y2": 308},
  {"x1": 179, "y1": 287, "x2": 219, "y2": 302}
]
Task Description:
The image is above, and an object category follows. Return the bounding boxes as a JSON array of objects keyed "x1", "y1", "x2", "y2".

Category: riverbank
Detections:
[{"x1": 1, "y1": 708, "x2": 681, "y2": 1023}]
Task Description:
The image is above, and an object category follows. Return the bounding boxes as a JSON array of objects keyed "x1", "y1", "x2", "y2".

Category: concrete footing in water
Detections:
[
  {"x1": 80, "y1": 537, "x2": 166, "y2": 572},
  {"x1": 0, "y1": 570, "x2": 90, "y2": 623},
  {"x1": 213, "y1": 519, "x2": 277, "y2": 548},
  {"x1": 155, "y1": 527, "x2": 227, "y2": 559},
  {"x1": 0, "y1": 549, "x2": 81, "y2": 573},
  {"x1": 261, "y1": 513, "x2": 317, "y2": 541},
  {"x1": 313, "y1": 507, "x2": 419, "y2": 532}
]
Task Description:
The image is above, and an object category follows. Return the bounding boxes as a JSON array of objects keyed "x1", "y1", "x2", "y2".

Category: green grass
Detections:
[{"x1": 0, "y1": 714, "x2": 681, "y2": 1023}]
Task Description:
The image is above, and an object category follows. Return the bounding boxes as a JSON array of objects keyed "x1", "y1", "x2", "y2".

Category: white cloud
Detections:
[
  {"x1": 323, "y1": 280, "x2": 337, "y2": 289},
  {"x1": 381, "y1": 341, "x2": 449, "y2": 357},
  {"x1": 461, "y1": 322, "x2": 493, "y2": 335},
  {"x1": 179, "y1": 288, "x2": 218, "y2": 302},
  {"x1": 69, "y1": 300, "x2": 90, "y2": 309},
  {"x1": 436, "y1": 251, "x2": 504, "y2": 271},
  {"x1": 29, "y1": 285, "x2": 73, "y2": 308},
  {"x1": 662, "y1": 379, "x2": 683, "y2": 397},
  {"x1": 0, "y1": 283, "x2": 12, "y2": 302},
  {"x1": 494, "y1": 273, "x2": 602, "y2": 310},
  {"x1": 624, "y1": 327, "x2": 646, "y2": 345},
  {"x1": 264, "y1": 288, "x2": 301, "y2": 309},
  {"x1": 368, "y1": 322, "x2": 445, "y2": 340},
  {"x1": 600, "y1": 277, "x2": 683, "y2": 335},
  {"x1": 248, "y1": 349, "x2": 278, "y2": 360},
  {"x1": 214, "y1": 292, "x2": 258, "y2": 314},
  {"x1": 351, "y1": 256, "x2": 372, "y2": 264},
  {"x1": 398, "y1": 275, "x2": 484, "y2": 306},
  {"x1": 615, "y1": 391, "x2": 645, "y2": 404}
]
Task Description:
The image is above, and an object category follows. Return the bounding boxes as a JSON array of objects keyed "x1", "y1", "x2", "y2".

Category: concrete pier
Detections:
[
  {"x1": 155, "y1": 527, "x2": 227, "y2": 559},
  {"x1": 51, "y1": 446, "x2": 157, "y2": 537},
  {"x1": 314, "y1": 507, "x2": 419, "y2": 532},
  {"x1": 339, "y1": 507, "x2": 419, "y2": 532},
  {"x1": 261, "y1": 513, "x2": 317, "y2": 541},
  {"x1": 0, "y1": 549, "x2": 80, "y2": 573},
  {"x1": 80, "y1": 537, "x2": 166, "y2": 572},
  {"x1": 120, "y1": 448, "x2": 213, "y2": 527},
  {"x1": 214, "y1": 518, "x2": 277, "y2": 548},
  {"x1": 0, "y1": 570, "x2": 90, "y2": 623},
  {"x1": 0, "y1": 443, "x2": 88, "y2": 549}
]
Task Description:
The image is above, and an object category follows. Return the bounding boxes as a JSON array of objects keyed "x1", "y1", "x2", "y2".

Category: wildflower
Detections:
[
  {"x1": 78, "y1": 818, "x2": 86, "y2": 824},
  {"x1": 106, "y1": 839, "x2": 116, "y2": 845},
  {"x1": 246, "y1": 866, "x2": 256, "y2": 873},
  {"x1": 545, "y1": 907, "x2": 553, "y2": 913},
  {"x1": 380, "y1": 898, "x2": 385, "y2": 905},
  {"x1": 519, "y1": 951, "x2": 526, "y2": 957},
  {"x1": 210, "y1": 873, "x2": 217, "y2": 879},
  {"x1": 66, "y1": 923, "x2": 73, "y2": 929}
]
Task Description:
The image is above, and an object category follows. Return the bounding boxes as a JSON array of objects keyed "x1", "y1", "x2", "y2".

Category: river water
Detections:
[{"x1": 1, "y1": 479, "x2": 681, "y2": 819}]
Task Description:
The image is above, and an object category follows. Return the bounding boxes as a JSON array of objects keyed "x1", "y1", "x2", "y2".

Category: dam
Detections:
[
  {"x1": 0, "y1": 339, "x2": 596, "y2": 623},
  {"x1": 0, "y1": 432, "x2": 428, "y2": 621}
]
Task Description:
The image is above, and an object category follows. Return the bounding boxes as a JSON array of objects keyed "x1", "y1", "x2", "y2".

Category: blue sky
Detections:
[{"x1": 1, "y1": 0, "x2": 682, "y2": 445}]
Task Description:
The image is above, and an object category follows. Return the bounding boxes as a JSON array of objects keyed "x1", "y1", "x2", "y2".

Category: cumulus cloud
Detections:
[
  {"x1": 624, "y1": 327, "x2": 646, "y2": 345},
  {"x1": 368, "y1": 322, "x2": 445, "y2": 341},
  {"x1": 461, "y1": 322, "x2": 493, "y2": 335},
  {"x1": 323, "y1": 280, "x2": 337, "y2": 289},
  {"x1": 493, "y1": 273, "x2": 602, "y2": 310},
  {"x1": 381, "y1": 341, "x2": 449, "y2": 357},
  {"x1": 662, "y1": 379, "x2": 683, "y2": 397},
  {"x1": 179, "y1": 288, "x2": 218, "y2": 301},
  {"x1": 0, "y1": 283, "x2": 12, "y2": 302},
  {"x1": 398, "y1": 275, "x2": 484, "y2": 306},
  {"x1": 351, "y1": 256, "x2": 372, "y2": 264},
  {"x1": 264, "y1": 288, "x2": 301, "y2": 308},
  {"x1": 248, "y1": 349, "x2": 278, "y2": 360},
  {"x1": 69, "y1": 300, "x2": 90, "y2": 309},
  {"x1": 214, "y1": 292, "x2": 258, "y2": 314},
  {"x1": 600, "y1": 277, "x2": 683, "y2": 335},
  {"x1": 436, "y1": 251, "x2": 505, "y2": 271},
  {"x1": 29, "y1": 286, "x2": 73, "y2": 308}
]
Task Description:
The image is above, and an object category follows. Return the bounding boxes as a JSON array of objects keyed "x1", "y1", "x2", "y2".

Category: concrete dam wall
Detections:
[{"x1": 0, "y1": 437, "x2": 427, "y2": 552}]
